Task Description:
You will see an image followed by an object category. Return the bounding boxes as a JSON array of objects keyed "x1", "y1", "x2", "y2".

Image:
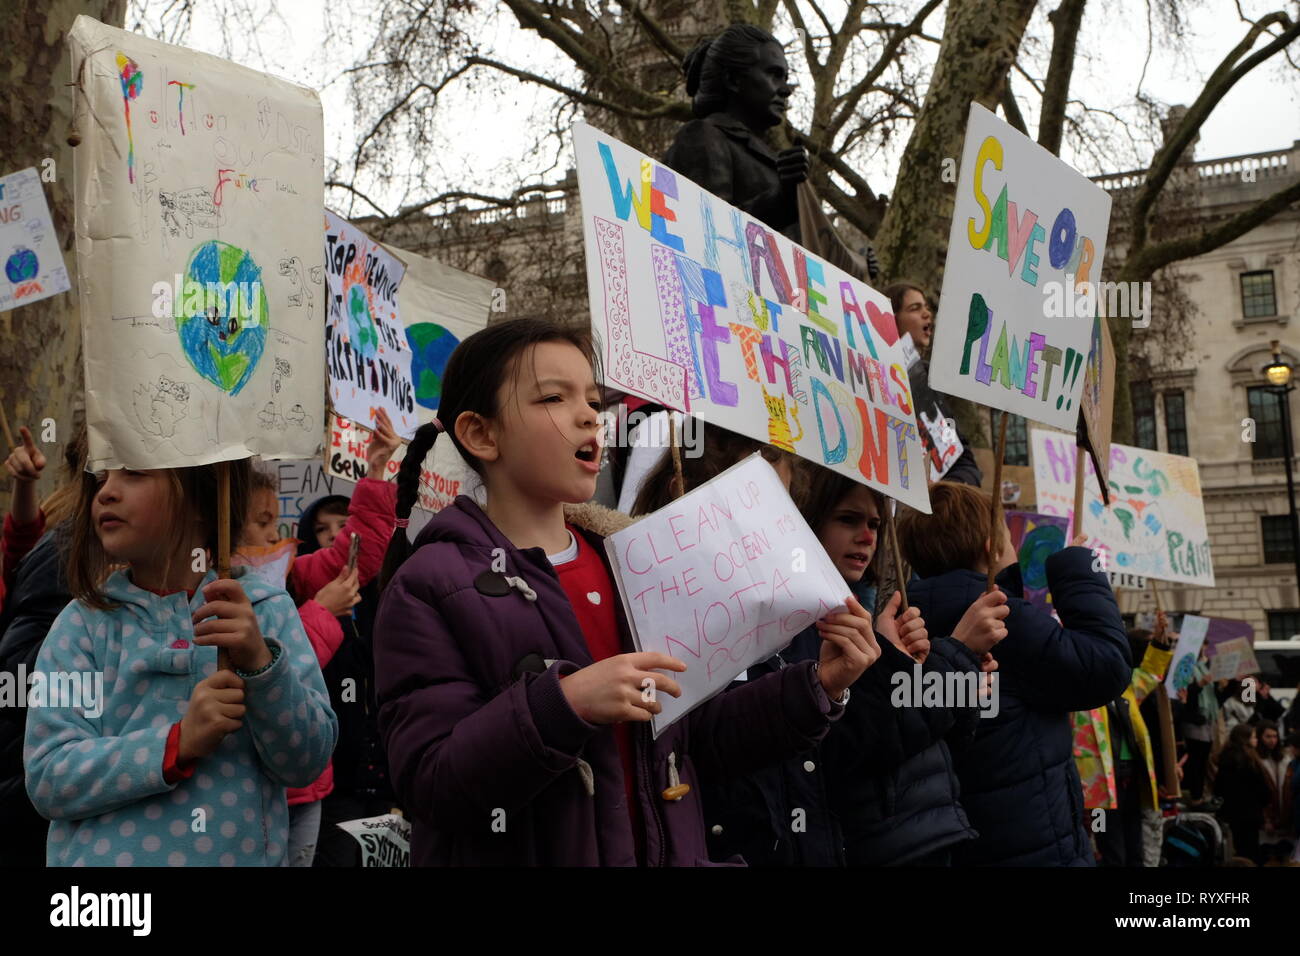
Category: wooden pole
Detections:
[
  {"x1": 216, "y1": 461, "x2": 232, "y2": 672},
  {"x1": 886, "y1": 500, "x2": 908, "y2": 612},
  {"x1": 1150, "y1": 579, "x2": 1180, "y2": 798},
  {"x1": 0, "y1": 402, "x2": 14, "y2": 451},
  {"x1": 985, "y1": 411, "x2": 1009, "y2": 592},
  {"x1": 1072, "y1": 445, "x2": 1087, "y2": 541},
  {"x1": 669, "y1": 413, "x2": 685, "y2": 501}
]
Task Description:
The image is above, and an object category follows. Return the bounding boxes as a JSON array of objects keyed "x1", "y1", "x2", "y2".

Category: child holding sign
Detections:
[
  {"x1": 375, "y1": 318, "x2": 881, "y2": 866},
  {"x1": 24, "y1": 460, "x2": 337, "y2": 866},
  {"x1": 899, "y1": 481, "x2": 1129, "y2": 866}
]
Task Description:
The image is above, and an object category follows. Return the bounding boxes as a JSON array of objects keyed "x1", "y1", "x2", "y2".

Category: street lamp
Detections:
[{"x1": 1263, "y1": 340, "x2": 1300, "y2": 597}]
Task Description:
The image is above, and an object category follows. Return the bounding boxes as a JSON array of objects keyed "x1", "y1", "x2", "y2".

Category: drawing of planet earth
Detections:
[
  {"x1": 405, "y1": 322, "x2": 461, "y2": 409},
  {"x1": 1171, "y1": 653, "x2": 1197, "y2": 692},
  {"x1": 5, "y1": 247, "x2": 38, "y2": 284},
  {"x1": 177, "y1": 240, "x2": 268, "y2": 395},
  {"x1": 346, "y1": 284, "x2": 379, "y2": 359}
]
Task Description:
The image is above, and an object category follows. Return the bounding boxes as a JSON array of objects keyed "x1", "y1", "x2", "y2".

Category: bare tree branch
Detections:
[
  {"x1": 1001, "y1": 79, "x2": 1029, "y2": 134},
  {"x1": 1038, "y1": 0, "x2": 1087, "y2": 155},
  {"x1": 465, "y1": 55, "x2": 690, "y2": 120},
  {"x1": 612, "y1": 0, "x2": 686, "y2": 65},
  {"x1": 325, "y1": 180, "x2": 392, "y2": 218}
]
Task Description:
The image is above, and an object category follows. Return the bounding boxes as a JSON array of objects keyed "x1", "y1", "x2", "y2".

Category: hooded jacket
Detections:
[
  {"x1": 908, "y1": 549, "x2": 1130, "y2": 866},
  {"x1": 24, "y1": 568, "x2": 337, "y2": 866},
  {"x1": 284, "y1": 479, "x2": 396, "y2": 806},
  {"x1": 374, "y1": 495, "x2": 842, "y2": 866}
]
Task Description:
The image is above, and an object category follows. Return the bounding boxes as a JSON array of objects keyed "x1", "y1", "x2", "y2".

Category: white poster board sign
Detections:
[
  {"x1": 1031, "y1": 429, "x2": 1214, "y2": 587},
  {"x1": 605, "y1": 454, "x2": 847, "y2": 736},
  {"x1": 932, "y1": 103, "x2": 1112, "y2": 429},
  {"x1": 575, "y1": 122, "x2": 931, "y2": 513},
  {"x1": 336, "y1": 814, "x2": 411, "y2": 867},
  {"x1": 324, "y1": 211, "x2": 417, "y2": 438},
  {"x1": 1166, "y1": 614, "x2": 1210, "y2": 694},
  {"x1": 0, "y1": 167, "x2": 71, "y2": 312},
  {"x1": 69, "y1": 16, "x2": 325, "y2": 471}
]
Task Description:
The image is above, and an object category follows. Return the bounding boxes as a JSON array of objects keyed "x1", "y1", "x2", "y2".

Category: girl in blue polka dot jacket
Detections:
[{"x1": 24, "y1": 459, "x2": 338, "y2": 867}]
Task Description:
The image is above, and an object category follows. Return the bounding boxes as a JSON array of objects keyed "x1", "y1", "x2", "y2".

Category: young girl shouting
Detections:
[
  {"x1": 376, "y1": 318, "x2": 881, "y2": 866},
  {"x1": 24, "y1": 460, "x2": 337, "y2": 866}
]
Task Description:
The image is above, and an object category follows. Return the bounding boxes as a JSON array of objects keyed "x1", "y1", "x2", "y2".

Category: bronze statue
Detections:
[{"x1": 662, "y1": 25, "x2": 808, "y2": 241}]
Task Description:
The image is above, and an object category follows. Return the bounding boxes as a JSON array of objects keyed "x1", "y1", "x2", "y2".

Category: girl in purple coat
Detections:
[{"x1": 374, "y1": 318, "x2": 881, "y2": 866}]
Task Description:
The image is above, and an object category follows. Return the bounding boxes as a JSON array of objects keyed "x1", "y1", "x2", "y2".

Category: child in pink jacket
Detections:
[{"x1": 240, "y1": 410, "x2": 400, "y2": 866}]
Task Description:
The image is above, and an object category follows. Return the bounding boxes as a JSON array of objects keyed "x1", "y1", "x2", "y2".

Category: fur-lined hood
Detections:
[{"x1": 562, "y1": 500, "x2": 636, "y2": 538}]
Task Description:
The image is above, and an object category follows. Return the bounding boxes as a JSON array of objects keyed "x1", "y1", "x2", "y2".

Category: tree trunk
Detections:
[
  {"x1": 0, "y1": 0, "x2": 127, "y2": 497},
  {"x1": 871, "y1": 0, "x2": 1037, "y2": 447}
]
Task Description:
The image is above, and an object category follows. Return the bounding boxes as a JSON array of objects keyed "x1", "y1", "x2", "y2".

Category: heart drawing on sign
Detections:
[
  {"x1": 176, "y1": 240, "x2": 268, "y2": 395},
  {"x1": 587, "y1": 591, "x2": 601, "y2": 605}
]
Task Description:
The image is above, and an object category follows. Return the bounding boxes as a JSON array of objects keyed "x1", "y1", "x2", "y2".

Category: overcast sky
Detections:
[{"x1": 129, "y1": 0, "x2": 1300, "y2": 217}]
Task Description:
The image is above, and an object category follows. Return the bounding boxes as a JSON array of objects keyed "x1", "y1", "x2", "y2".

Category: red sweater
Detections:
[{"x1": 1, "y1": 510, "x2": 46, "y2": 613}]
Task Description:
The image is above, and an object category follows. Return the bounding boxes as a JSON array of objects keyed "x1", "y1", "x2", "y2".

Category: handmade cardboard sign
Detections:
[
  {"x1": 1004, "y1": 511, "x2": 1069, "y2": 613},
  {"x1": 1032, "y1": 430, "x2": 1214, "y2": 587},
  {"x1": 0, "y1": 167, "x2": 71, "y2": 313},
  {"x1": 1166, "y1": 614, "x2": 1210, "y2": 693},
  {"x1": 932, "y1": 104, "x2": 1112, "y2": 430},
  {"x1": 575, "y1": 123, "x2": 931, "y2": 513},
  {"x1": 605, "y1": 454, "x2": 847, "y2": 736},
  {"x1": 69, "y1": 17, "x2": 325, "y2": 471},
  {"x1": 900, "y1": 333, "x2": 963, "y2": 480},
  {"x1": 324, "y1": 211, "x2": 416, "y2": 438}
]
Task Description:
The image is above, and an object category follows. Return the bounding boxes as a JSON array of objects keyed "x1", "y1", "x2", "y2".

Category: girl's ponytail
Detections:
[{"x1": 380, "y1": 418, "x2": 443, "y2": 590}]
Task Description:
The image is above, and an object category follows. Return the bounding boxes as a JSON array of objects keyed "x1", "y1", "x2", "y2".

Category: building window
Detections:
[
  {"x1": 989, "y1": 410, "x2": 1029, "y2": 466},
  {"x1": 1240, "y1": 270, "x2": 1277, "y2": 318},
  {"x1": 1267, "y1": 609, "x2": 1300, "y2": 641},
  {"x1": 1261, "y1": 514, "x2": 1296, "y2": 564},
  {"x1": 1247, "y1": 386, "x2": 1287, "y2": 459},
  {"x1": 1163, "y1": 391, "x2": 1189, "y2": 456},
  {"x1": 1132, "y1": 381, "x2": 1157, "y2": 450}
]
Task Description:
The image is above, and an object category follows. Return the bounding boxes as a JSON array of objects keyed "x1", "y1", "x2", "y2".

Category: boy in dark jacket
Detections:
[{"x1": 899, "y1": 482, "x2": 1131, "y2": 866}]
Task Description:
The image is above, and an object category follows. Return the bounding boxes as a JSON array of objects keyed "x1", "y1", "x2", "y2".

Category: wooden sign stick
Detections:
[
  {"x1": 887, "y1": 500, "x2": 908, "y2": 612},
  {"x1": 0, "y1": 401, "x2": 15, "y2": 451},
  {"x1": 1072, "y1": 445, "x2": 1087, "y2": 540},
  {"x1": 986, "y1": 411, "x2": 1009, "y2": 593},
  {"x1": 216, "y1": 460, "x2": 232, "y2": 672},
  {"x1": 669, "y1": 413, "x2": 685, "y2": 501},
  {"x1": 1149, "y1": 578, "x2": 1180, "y2": 798}
]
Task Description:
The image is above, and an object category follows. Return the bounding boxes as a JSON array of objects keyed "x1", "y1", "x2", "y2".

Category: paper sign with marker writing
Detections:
[
  {"x1": 1166, "y1": 615, "x2": 1210, "y2": 694},
  {"x1": 69, "y1": 16, "x2": 325, "y2": 472},
  {"x1": 932, "y1": 104, "x2": 1111, "y2": 429},
  {"x1": 1208, "y1": 636, "x2": 1259, "y2": 681},
  {"x1": 575, "y1": 122, "x2": 931, "y2": 513},
  {"x1": 0, "y1": 167, "x2": 71, "y2": 313},
  {"x1": 324, "y1": 211, "x2": 416, "y2": 438},
  {"x1": 1031, "y1": 429, "x2": 1214, "y2": 587},
  {"x1": 605, "y1": 454, "x2": 848, "y2": 737}
]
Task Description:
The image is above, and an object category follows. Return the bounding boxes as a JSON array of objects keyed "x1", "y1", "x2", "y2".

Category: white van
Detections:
[{"x1": 1252, "y1": 639, "x2": 1300, "y2": 717}]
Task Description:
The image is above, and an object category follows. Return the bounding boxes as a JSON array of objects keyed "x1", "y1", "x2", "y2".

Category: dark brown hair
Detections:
[
  {"x1": 249, "y1": 468, "x2": 278, "y2": 495},
  {"x1": 897, "y1": 480, "x2": 1005, "y2": 579},
  {"x1": 629, "y1": 420, "x2": 800, "y2": 517},
  {"x1": 68, "y1": 459, "x2": 252, "y2": 610},
  {"x1": 796, "y1": 463, "x2": 886, "y2": 584},
  {"x1": 381, "y1": 318, "x2": 599, "y2": 589},
  {"x1": 39, "y1": 421, "x2": 89, "y2": 529},
  {"x1": 881, "y1": 281, "x2": 927, "y2": 318}
]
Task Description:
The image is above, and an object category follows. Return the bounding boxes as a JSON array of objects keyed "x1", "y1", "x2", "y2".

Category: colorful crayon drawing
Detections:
[
  {"x1": 116, "y1": 54, "x2": 143, "y2": 184},
  {"x1": 176, "y1": 240, "x2": 268, "y2": 395},
  {"x1": 405, "y1": 322, "x2": 460, "y2": 409},
  {"x1": 345, "y1": 283, "x2": 379, "y2": 359},
  {"x1": 1005, "y1": 511, "x2": 1069, "y2": 612},
  {"x1": 167, "y1": 80, "x2": 196, "y2": 135},
  {"x1": 5, "y1": 247, "x2": 39, "y2": 283}
]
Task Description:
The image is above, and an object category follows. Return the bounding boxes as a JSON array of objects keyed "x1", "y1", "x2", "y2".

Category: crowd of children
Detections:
[{"x1": 0, "y1": 295, "x2": 1292, "y2": 866}]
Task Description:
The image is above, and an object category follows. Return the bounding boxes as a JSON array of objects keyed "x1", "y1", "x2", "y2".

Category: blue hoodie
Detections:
[{"x1": 24, "y1": 568, "x2": 337, "y2": 866}]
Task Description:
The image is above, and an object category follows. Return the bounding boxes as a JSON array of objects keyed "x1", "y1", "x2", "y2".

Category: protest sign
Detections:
[
  {"x1": 1078, "y1": 314, "x2": 1115, "y2": 499},
  {"x1": 899, "y1": 333, "x2": 963, "y2": 480},
  {"x1": 336, "y1": 814, "x2": 411, "y2": 867},
  {"x1": 1004, "y1": 511, "x2": 1069, "y2": 613},
  {"x1": 0, "y1": 167, "x2": 71, "y2": 313},
  {"x1": 327, "y1": 414, "x2": 480, "y2": 515},
  {"x1": 324, "y1": 211, "x2": 416, "y2": 438},
  {"x1": 1031, "y1": 429, "x2": 1214, "y2": 587},
  {"x1": 1209, "y1": 637, "x2": 1259, "y2": 681},
  {"x1": 932, "y1": 104, "x2": 1112, "y2": 430},
  {"x1": 574, "y1": 123, "x2": 931, "y2": 513},
  {"x1": 1166, "y1": 614, "x2": 1210, "y2": 693},
  {"x1": 605, "y1": 454, "x2": 848, "y2": 736},
  {"x1": 1204, "y1": 616, "x2": 1255, "y2": 654},
  {"x1": 69, "y1": 17, "x2": 325, "y2": 471}
]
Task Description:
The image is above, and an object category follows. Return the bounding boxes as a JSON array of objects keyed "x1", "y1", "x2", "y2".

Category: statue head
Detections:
[{"x1": 683, "y1": 25, "x2": 793, "y2": 131}]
